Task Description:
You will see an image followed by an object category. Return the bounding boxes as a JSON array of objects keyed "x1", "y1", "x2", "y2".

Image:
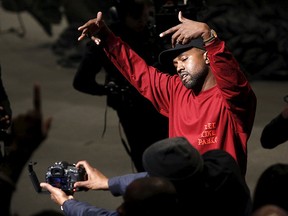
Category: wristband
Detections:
[{"x1": 203, "y1": 29, "x2": 217, "y2": 44}]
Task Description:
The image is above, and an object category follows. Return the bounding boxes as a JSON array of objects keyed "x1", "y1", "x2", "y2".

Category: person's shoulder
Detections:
[
  {"x1": 202, "y1": 149, "x2": 240, "y2": 174},
  {"x1": 202, "y1": 149, "x2": 249, "y2": 193}
]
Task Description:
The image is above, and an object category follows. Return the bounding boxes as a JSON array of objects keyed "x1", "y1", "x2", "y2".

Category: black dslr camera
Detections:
[
  {"x1": 29, "y1": 161, "x2": 87, "y2": 195},
  {"x1": 45, "y1": 161, "x2": 87, "y2": 195}
]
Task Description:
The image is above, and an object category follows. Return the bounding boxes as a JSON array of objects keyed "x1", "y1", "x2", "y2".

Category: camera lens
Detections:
[{"x1": 51, "y1": 167, "x2": 64, "y2": 176}]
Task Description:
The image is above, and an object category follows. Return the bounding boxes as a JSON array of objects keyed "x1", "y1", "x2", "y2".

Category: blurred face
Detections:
[
  {"x1": 173, "y1": 48, "x2": 209, "y2": 89},
  {"x1": 125, "y1": 4, "x2": 155, "y2": 32}
]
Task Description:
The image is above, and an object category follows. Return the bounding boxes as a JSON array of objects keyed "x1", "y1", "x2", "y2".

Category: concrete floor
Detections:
[{"x1": 1, "y1": 8, "x2": 287, "y2": 216}]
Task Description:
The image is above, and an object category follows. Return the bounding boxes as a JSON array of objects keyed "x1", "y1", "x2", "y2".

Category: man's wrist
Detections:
[
  {"x1": 203, "y1": 29, "x2": 217, "y2": 44},
  {"x1": 60, "y1": 196, "x2": 74, "y2": 211}
]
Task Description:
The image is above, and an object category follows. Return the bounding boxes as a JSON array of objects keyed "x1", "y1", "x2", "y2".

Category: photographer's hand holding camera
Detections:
[
  {"x1": 40, "y1": 182, "x2": 74, "y2": 209},
  {"x1": 73, "y1": 160, "x2": 109, "y2": 190},
  {"x1": 40, "y1": 161, "x2": 109, "y2": 194},
  {"x1": 40, "y1": 160, "x2": 109, "y2": 206},
  {"x1": 40, "y1": 160, "x2": 120, "y2": 215}
]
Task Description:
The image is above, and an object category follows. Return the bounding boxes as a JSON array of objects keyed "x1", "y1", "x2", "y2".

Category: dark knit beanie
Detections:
[{"x1": 142, "y1": 137, "x2": 204, "y2": 181}]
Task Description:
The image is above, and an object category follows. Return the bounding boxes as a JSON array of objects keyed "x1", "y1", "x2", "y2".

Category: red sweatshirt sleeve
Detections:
[
  {"x1": 205, "y1": 39, "x2": 257, "y2": 133},
  {"x1": 103, "y1": 32, "x2": 175, "y2": 116}
]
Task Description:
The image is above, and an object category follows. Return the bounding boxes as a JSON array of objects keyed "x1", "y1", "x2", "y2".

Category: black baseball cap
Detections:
[{"x1": 158, "y1": 38, "x2": 205, "y2": 65}]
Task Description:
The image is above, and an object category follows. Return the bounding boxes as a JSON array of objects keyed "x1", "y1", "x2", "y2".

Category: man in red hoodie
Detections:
[{"x1": 77, "y1": 11, "x2": 257, "y2": 175}]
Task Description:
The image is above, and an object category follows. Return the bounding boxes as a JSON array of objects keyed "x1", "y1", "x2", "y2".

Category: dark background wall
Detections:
[{"x1": 198, "y1": 0, "x2": 288, "y2": 81}]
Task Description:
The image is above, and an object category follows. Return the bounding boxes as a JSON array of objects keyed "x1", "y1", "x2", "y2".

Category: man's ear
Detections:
[{"x1": 204, "y1": 51, "x2": 210, "y2": 64}]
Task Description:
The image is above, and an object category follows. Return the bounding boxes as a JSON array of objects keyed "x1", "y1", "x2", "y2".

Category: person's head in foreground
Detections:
[
  {"x1": 251, "y1": 205, "x2": 288, "y2": 216},
  {"x1": 253, "y1": 163, "x2": 288, "y2": 213},
  {"x1": 142, "y1": 136, "x2": 252, "y2": 216},
  {"x1": 117, "y1": 177, "x2": 179, "y2": 216}
]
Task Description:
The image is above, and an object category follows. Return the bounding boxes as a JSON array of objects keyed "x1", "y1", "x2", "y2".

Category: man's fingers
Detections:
[
  {"x1": 76, "y1": 160, "x2": 88, "y2": 167},
  {"x1": 78, "y1": 12, "x2": 103, "y2": 42},
  {"x1": 96, "y1": 11, "x2": 103, "y2": 23},
  {"x1": 76, "y1": 160, "x2": 91, "y2": 170},
  {"x1": 78, "y1": 20, "x2": 93, "y2": 41},
  {"x1": 74, "y1": 181, "x2": 86, "y2": 188},
  {"x1": 78, "y1": 18, "x2": 95, "y2": 31},
  {"x1": 78, "y1": 34, "x2": 86, "y2": 41},
  {"x1": 78, "y1": 27, "x2": 89, "y2": 41},
  {"x1": 160, "y1": 11, "x2": 185, "y2": 38},
  {"x1": 178, "y1": 11, "x2": 185, "y2": 22},
  {"x1": 91, "y1": 36, "x2": 101, "y2": 45},
  {"x1": 40, "y1": 182, "x2": 55, "y2": 193},
  {"x1": 159, "y1": 25, "x2": 180, "y2": 38}
]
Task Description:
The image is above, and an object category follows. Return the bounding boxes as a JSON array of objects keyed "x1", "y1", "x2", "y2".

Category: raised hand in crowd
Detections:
[
  {"x1": 0, "y1": 83, "x2": 52, "y2": 216},
  {"x1": 78, "y1": 11, "x2": 110, "y2": 45},
  {"x1": 9, "y1": 83, "x2": 52, "y2": 152}
]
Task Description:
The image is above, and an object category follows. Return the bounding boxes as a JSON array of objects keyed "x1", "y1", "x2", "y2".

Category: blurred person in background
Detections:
[
  {"x1": 73, "y1": 0, "x2": 169, "y2": 172},
  {"x1": 260, "y1": 95, "x2": 288, "y2": 149},
  {"x1": 0, "y1": 84, "x2": 52, "y2": 216}
]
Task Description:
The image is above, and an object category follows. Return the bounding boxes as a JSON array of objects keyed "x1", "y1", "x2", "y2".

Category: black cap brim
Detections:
[{"x1": 158, "y1": 38, "x2": 205, "y2": 65}]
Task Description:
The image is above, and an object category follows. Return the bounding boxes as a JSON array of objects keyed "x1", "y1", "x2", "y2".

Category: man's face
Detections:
[{"x1": 173, "y1": 48, "x2": 209, "y2": 89}]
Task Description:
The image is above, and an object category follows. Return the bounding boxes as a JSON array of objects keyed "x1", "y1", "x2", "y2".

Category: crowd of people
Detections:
[{"x1": 0, "y1": 0, "x2": 288, "y2": 216}]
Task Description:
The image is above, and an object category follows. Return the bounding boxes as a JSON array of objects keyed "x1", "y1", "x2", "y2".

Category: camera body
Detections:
[{"x1": 45, "y1": 161, "x2": 87, "y2": 195}]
